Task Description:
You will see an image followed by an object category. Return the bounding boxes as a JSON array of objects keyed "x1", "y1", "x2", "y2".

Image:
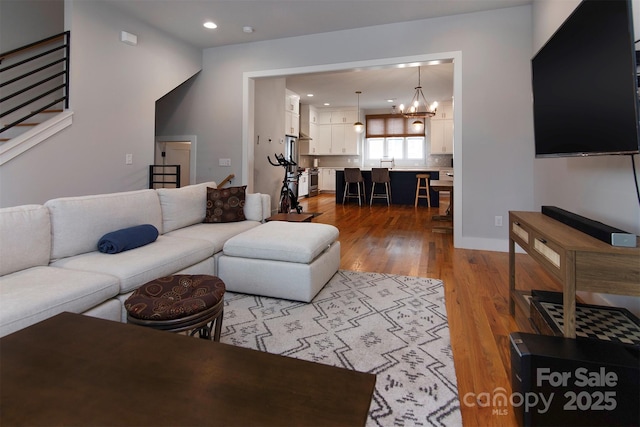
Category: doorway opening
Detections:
[
  {"x1": 154, "y1": 135, "x2": 197, "y2": 188},
  {"x1": 242, "y1": 52, "x2": 462, "y2": 246}
]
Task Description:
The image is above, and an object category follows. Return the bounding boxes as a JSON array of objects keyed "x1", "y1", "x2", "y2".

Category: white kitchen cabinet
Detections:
[
  {"x1": 314, "y1": 108, "x2": 359, "y2": 155},
  {"x1": 329, "y1": 124, "x2": 359, "y2": 155},
  {"x1": 342, "y1": 124, "x2": 359, "y2": 154},
  {"x1": 285, "y1": 111, "x2": 299, "y2": 137},
  {"x1": 347, "y1": 110, "x2": 360, "y2": 123},
  {"x1": 430, "y1": 119, "x2": 454, "y2": 154},
  {"x1": 331, "y1": 124, "x2": 345, "y2": 153},
  {"x1": 298, "y1": 172, "x2": 309, "y2": 197},
  {"x1": 319, "y1": 168, "x2": 336, "y2": 191},
  {"x1": 300, "y1": 105, "x2": 319, "y2": 154},
  {"x1": 433, "y1": 101, "x2": 453, "y2": 120},
  {"x1": 319, "y1": 110, "x2": 333, "y2": 125},
  {"x1": 331, "y1": 110, "x2": 357, "y2": 124},
  {"x1": 299, "y1": 123, "x2": 319, "y2": 155},
  {"x1": 286, "y1": 89, "x2": 300, "y2": 115},
  {"x1": 430, "y1": 100, "x2": 453, "y2": 155},
  {"x1": 317, "y1": 124, "x2": 332, "y2": 154},
  {"x1": 318, "y1": 109, "x2": 357, "y2": 124},
  {"x1": 285, "y1": 89, "x2": 300, "y2": 136},
  {"x1": 308, "y1": 122, "x2": 318, "y2": 153},
  {"x1": 300, "y1": 104, "x2": 317, "y2": 132}
]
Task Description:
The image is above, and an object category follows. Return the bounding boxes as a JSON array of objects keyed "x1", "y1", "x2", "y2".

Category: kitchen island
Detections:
[{"x1": 335, "y1": 168, "x2": 447, "y2": 206}]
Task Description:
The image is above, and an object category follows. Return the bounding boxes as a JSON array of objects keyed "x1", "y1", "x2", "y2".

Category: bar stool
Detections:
[
  {"x1": 414, "y1": 173, "x2": 431, "y2": 207},
  {"x1": 343, "y1": 168, "x2": 364, "y2": 205},
  {"x1": 370, "y1": 167, "x2": 391, "y2": 206}
]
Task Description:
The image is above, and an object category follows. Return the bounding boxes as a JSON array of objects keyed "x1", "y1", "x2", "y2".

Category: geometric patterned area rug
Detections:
[{"x1": 220, "y1": 270, "x2": 461, "y2": 426}]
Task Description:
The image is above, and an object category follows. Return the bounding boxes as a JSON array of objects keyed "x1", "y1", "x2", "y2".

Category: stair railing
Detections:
[
  {"x1": 218, "y1": 174, "x2": 235, "y2": 187},
  {"x1": 0, "y1": 31, "x2": 70, "y2": 135},
  {"x1": 149, "y1": 164, "x2": 181, "y2": 189}
]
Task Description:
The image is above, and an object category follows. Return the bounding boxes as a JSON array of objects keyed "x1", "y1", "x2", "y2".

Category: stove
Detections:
[{"x1": 308, "y1": 168, "x2": 319, "y2": 197}]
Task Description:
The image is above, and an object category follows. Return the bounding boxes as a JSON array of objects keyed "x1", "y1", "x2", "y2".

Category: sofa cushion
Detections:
[
  {"x1": 222, "y1": 221, "x2": 339, "y2": 264},
  {"x1": 46, "y1": 190, "x2": 163, "y2": 261},
  {"x1": 0, "y1": 266, "x2": 120, "y2": 337},
  {"x1": 204, "y1": 186, "x2": 246, "y2": 223},
  {"x1": 156, "y1": 182, "x2": 217, "y2": 234},
  {"x1": 0, "y1": 205, "x2": 51, "y2": 276},
  {"x1": 243, "y1": 193, "x2": 263, "y2": 222},
  {"x1": 164, "y1": 221, "x2": 261, "y2": 253},
  {"x1": 50, "y1": 235, "x2": 214, "y2": 294}
]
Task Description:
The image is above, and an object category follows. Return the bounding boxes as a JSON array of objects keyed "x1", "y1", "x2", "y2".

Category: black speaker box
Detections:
[
  {"x1": 510, "y1": 332, "x2": 639, "y2": 427},
  {"x1": 541, "y1": 206, "x2": 636, "y2": 247}
]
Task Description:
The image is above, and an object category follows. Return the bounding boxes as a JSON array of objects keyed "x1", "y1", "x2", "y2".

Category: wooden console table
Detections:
[{"x1": 508, "y1": 211, "x2": 640, "y2": 338}]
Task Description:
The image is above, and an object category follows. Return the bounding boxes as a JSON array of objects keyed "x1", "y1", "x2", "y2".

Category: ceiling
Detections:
[
  {"x1": 111, "y1": 0, "x2": 531, "y2": 110},
  {"x1": 284, "y1": 62, "x2": 455, "y2": 111}
]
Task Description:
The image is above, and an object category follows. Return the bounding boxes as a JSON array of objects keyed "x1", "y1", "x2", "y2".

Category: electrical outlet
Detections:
[
  {"x1": 125, "y1": 154, "x2": 133, "y2": 165},
  {"x1": 494, "y1": 216, "x2": 503, "y2": 227},
  {"x1": 219, "y1": 158, "x2": 231, "y2": 167}
]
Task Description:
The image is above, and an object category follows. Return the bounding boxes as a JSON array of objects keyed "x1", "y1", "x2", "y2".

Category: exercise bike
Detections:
[{"x1": 267, "y1": 153, "x2": 303, "y2": 214}]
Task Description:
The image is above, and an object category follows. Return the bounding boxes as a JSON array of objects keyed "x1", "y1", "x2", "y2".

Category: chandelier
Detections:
[{"x1": 399, "y1": 67, "x2": 438, "y2": 131}]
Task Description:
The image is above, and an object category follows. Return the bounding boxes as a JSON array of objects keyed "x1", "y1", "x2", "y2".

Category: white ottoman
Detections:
[{"x1": 217, "y1": 221, "x2": 340, "y2": 302}]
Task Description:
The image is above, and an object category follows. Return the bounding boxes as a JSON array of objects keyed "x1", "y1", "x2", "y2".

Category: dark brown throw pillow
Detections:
[{"x1": 204, "y1": 185, "x2": 247, "y2": 223}]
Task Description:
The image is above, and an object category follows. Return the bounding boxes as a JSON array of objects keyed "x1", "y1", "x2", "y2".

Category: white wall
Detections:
[
  {"x1": 158, "y1": 6, "x2": 535, "y2": 250},
  {"x1": 0, "y1": 0, "x2": 63, "y2": 52},
  {"x1": 0, "y1": 0, "x2": 202, "y2": 207},
  {"x1": 253, "y1": 78, "x2": 287, "y2": 211}
]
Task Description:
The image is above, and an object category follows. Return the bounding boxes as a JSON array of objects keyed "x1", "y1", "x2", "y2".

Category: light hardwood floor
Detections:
[{"x1": 298, "y1": 193, "x2": 561, "y2": 427}]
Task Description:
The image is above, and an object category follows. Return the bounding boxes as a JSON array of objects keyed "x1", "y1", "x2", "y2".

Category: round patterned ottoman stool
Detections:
[{"x1": 125, "y1": 275, "x2": 225, "y2": 341}]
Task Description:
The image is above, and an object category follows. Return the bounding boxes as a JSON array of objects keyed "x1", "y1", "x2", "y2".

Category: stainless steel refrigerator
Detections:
[
  {"x1": 284, "y1": 135, "x2": 299, "y2": 198},
  {"x1": 284, "y1": 135, "x2": 298, "y2": 172}
]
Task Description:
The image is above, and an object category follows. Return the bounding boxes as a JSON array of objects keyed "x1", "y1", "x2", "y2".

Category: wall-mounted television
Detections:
[{"x1": 532, "y1": 0, "x2": 640, "y2": 158}]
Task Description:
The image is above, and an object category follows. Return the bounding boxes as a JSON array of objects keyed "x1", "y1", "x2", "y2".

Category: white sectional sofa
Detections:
[{"x1": 0, "y1": 182, "x2": 271, "y2": 337}]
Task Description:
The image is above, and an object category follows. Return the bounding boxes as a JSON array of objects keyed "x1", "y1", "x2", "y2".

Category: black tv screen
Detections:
[{"x1": 532, "y1": 0, "x2": 640, "y2": 157}]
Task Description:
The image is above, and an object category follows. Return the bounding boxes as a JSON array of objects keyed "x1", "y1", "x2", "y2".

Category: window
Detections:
[
  {"x1": 364, "y1": 136, "x2": 426, "y2": 167},
  {"x1": 388, "y1": 138, "x2": 404, "y2": 159},
  {"x1": 364, "y1": 114, "x2": 427, "y2": 167},
  {"x1": 368, "y1": 138, "x2": 384, "y2": 159},
  {"x1": 407, "y1": 137, "x2": 424, "y2": 159}
]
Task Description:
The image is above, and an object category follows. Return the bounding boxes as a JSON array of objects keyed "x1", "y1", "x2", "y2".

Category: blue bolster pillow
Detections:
[{"x1": 98, "y1": 224, "x2": 159, "y2": 254}]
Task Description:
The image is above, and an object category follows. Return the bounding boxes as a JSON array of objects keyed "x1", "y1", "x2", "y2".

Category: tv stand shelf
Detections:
[{"x1": 508, "y1": 211, "x2": 640, "y2": 338}]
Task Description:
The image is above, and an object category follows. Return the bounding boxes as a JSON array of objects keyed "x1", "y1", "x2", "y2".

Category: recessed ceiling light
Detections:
[
  {"x1": 243, "y1": 26, "x2": 254, "y2": 33},
  {"x1": 323, "y1": 103, "x2": 330, "y2": 106},
  {"x1": 307, "y1": 94, "x2": 314, "y2": 97},
  {"x1": 203, "y1": 21, "x2": 217, "y2": 29},
  {"x1": 387, "y1": 99, "x2": 395, "y2": 103}
]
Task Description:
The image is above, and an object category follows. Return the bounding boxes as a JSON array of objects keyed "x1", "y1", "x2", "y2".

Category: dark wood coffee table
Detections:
[
  {"x1": 0, "y1": 312, "x2": 375, "y2": 426},
  {"x1": 266, "y1": 212, "x2": 313, "y2": 222}
]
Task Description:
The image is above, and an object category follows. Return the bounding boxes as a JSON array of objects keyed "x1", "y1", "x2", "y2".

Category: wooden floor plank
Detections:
[{"x1": 298, "y1": 194, "x2": 562, "y2": 427}]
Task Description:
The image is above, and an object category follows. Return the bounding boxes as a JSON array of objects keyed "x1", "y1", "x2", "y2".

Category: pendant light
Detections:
[
  {"x1": 399, "y1": 67, "x2": 438, "y2": 132},
  {"x1": 354, "y1": 91, "x2": 364, "y2": 133}
]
